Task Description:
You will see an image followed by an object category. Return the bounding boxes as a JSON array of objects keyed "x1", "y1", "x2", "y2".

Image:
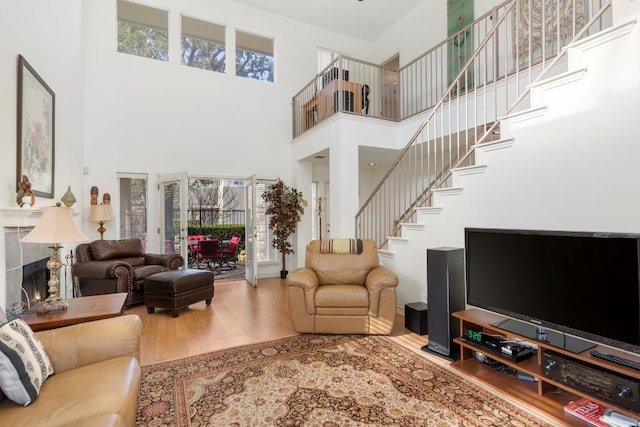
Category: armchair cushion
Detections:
[{"x1": 89, "y1": 238, "x2": 145, "y2": 261}]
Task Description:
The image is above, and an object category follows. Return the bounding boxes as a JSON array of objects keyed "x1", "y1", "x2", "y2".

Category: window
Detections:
[
  {"x1": 119, "y1": 174, "x2": 148, "y2": 247},
  {"x1": 235, "y1": 31, "x2": 274, "y2": 82},
  {"x1": 117, "y1": 0, "x2": 168, "y2": 61},
  {"x1": 181, "y1": 16, "x2": 225, "y2": 73}
]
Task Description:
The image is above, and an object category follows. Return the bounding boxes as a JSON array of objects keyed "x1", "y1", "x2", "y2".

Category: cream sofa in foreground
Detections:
[{"x1": 0, "y1": 314, "x2": 142, "y2": 427}]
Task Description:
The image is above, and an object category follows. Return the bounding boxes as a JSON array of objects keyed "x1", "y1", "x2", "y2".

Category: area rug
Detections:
[
  {"x1": 136, "y1": 334, "x2": 552, "y2": 426},
  {"x1": 214, "y1": 264, "x2": 245, "y2": 282}
]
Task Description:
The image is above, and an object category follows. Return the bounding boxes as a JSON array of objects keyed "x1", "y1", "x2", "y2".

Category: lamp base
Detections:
[{"x1": 37, "y1": 296, "x2": 68, "y2": 314}]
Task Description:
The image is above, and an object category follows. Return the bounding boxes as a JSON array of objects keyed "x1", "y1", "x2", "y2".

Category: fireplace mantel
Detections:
[{"x1": 0, "y1": 207, "x2": 81, "y2": 228}]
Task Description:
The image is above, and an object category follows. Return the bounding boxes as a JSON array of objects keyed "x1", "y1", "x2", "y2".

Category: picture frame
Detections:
[{"x1": 17, "y1": 55, "x2": 55, "y2": 198}]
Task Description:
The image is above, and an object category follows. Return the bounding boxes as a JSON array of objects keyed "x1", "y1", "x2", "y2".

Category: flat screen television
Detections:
[{"x1": 465, "y1": 227, "x2": 640, "y2": 354}]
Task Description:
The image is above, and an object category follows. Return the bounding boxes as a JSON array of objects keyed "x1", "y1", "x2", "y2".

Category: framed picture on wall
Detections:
[{"x1": 17, "y1": 54, "x2": 55, "y2": 198}]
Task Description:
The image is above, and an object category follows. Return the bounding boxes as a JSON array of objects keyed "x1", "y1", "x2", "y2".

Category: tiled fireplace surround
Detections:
[{"x1": 1, "y1": 208, "x2": 77, "y2": 310}]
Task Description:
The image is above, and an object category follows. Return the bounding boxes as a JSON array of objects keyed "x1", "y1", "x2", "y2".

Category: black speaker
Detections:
[
  {"x1": 424, "y1": 247, "x2": 465, "y2": 359},
  {"x1": 405, "y1": 302, "x2": 428, "y2": 335}
]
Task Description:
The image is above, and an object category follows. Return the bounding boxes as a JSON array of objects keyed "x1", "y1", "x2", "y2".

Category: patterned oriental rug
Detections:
[{"x1": 136, "y1": 334, "x2": 552, "y2": 426}]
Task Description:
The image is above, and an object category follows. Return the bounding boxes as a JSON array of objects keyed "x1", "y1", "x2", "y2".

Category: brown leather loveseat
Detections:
[
  {"x1": 286, "y1": 239, "x2": 399, "y2": 334},
  {"x1": 73, "y1": 238, "x2": 183, "y2": 307}
]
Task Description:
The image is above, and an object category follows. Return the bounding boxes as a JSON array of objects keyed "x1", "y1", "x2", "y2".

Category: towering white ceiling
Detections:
[{"x1": 228, "y1": 0, "x2": 424, "y2": 41}]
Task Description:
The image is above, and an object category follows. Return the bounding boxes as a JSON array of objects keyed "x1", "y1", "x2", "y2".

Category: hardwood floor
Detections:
[
  {"x1": 125, "y1": 277, "x2": 428, "y2": 366},
  {"x1": 125, "y1": 278, "x2": 561, "y2": 425}
]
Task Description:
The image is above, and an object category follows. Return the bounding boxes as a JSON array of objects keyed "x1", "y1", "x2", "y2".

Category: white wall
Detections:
[
  {"x1": 369, "y1": 0, "x2": 503, "y2": 66},
  {"x1": 0, "y1": 0, "x2": 85, "y2": 308},
  {"x1": 0, "y1": 0, "x2": 85, "y2": 208},
  {"x1": 80, "y1": 0, "x2": 373, "y2": 263}
]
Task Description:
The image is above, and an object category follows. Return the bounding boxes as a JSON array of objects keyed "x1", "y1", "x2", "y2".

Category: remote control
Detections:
[{"x1": 590, "y1": 350, "x2": 640, "y2": 370}]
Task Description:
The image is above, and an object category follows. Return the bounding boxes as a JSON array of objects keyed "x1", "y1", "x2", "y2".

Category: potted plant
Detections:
[{"x1": 262, "y1": 179, "x2": 304, "y2": 279}]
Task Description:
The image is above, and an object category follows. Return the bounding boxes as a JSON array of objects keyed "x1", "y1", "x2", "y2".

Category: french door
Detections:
[
  {"x1": 158, "y1": 173, "x2": 188, "y2": 263},
  {"x1": 157, "y1": 172, "x2": 260, "y2": 285},
  {"x1": 244, "y1": 175, "x2": 258, "y2": 286}
]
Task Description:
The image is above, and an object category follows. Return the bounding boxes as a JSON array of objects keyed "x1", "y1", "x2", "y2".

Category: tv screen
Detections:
[{"x1": 465, "y1": 228, "x2": 640, "y2": 354}]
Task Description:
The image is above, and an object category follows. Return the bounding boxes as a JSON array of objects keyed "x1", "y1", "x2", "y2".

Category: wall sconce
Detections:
[{"x1": 89, "y1": 204, "x2": 114, "y2": 240}]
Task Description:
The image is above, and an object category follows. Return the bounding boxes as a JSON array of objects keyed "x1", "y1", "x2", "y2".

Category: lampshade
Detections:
[
  {"x1": 88, "y1": 204, "x2": 114, "y2": 223},
  {"x1": 21, "y1": 204, "x2": 89, "y2": 244}
]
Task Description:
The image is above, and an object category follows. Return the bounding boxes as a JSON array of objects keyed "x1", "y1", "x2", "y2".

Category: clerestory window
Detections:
[
  {"x1": 235, "y1": 30, "x2": 274, "y2": 82},
  {"x1": 181, "y1": 16, "x2": 226, "y2": 73},
  {"x1": 117, "y1": 0, "x2": 169, "y2": 62}
]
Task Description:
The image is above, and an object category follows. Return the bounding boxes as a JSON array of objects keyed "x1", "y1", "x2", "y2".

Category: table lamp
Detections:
[
  {"x1": 89, "y1": 204, "x2": 114, "y2": 239},
  {"x1": 21, "y1": 203, "x2": 89, "y2": 313}
]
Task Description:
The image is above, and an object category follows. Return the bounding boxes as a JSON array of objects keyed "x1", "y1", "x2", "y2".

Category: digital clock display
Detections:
[{"x1": 466, "y1": 328, "x2": 483, "y2": 343}]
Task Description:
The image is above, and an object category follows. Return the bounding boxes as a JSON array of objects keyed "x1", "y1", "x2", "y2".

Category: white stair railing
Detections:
[{"x1": 355, "y1": 0, "x2": 611, "y2": 247}]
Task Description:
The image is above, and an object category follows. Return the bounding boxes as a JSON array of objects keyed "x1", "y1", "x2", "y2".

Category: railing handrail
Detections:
[
  {"x1": 356, "y1": 2, "x2": 517, "y2": 218},
  {"x1": 354, "y1": 0, "x2": 611, "y2": 247}
]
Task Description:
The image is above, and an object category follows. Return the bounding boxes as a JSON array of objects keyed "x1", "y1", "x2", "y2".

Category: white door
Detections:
[
  {"x1": 158, "y1": 173, "x2": 188, "y2": 264},
  {"x1": 244, "y1": 175, "x2": 258, "y2": 286}
]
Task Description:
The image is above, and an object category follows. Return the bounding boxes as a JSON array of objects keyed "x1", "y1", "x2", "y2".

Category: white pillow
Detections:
[{"x1": 0, "y1": 318, "x2": 54, "y2": 406}]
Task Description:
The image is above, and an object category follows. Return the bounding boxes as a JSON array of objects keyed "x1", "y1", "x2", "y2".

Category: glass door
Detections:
[
  {"x1": 158, "y1": 173, "x2": 188, "y2": 263},
  {"x1": 244, "y1": 175, "x2": 258, "y2": 286}
]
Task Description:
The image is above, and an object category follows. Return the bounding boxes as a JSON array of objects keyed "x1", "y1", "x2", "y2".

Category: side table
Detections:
[{"x1": 21, "y1": 293, "x2": 128, "y2": 332}]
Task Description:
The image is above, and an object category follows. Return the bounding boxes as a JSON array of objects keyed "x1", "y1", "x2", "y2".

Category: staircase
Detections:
[{"x1": 363, "y1": 0, "x2": 640, "y2": 308}]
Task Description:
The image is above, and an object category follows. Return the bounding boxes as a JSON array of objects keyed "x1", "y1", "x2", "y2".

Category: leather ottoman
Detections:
[{"x1": 144, "y1": 269, "x2": 215, "y2": 317}]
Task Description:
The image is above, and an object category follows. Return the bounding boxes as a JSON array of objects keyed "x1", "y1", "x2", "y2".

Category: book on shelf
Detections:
[{"x1": 564, "y1": 398, "x2": 607, "y2": 427}]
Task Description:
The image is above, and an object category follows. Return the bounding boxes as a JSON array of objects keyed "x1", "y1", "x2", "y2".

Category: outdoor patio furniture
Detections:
[
  {"x1": 197, "y1": 239, "x2": 223, "y2": 272},
  {"x1": 221, "y1": 236, "x2": 240, "y2": 269}
]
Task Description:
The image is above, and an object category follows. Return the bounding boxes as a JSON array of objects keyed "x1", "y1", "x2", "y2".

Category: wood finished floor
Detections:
[
  {"x1": 125, "y1": 277, "x2": 429, "y2": 366},
  {"x1": 125, "y1": 278, "x2": 562, "y2": 425}
]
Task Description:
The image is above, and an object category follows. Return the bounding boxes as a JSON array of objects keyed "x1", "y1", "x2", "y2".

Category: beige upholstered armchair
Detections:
[{"x1": 286, "y1": 239, "x2": 399, "y2": 334}]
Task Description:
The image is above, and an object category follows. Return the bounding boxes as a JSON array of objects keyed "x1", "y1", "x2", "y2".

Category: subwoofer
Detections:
[{"x1": 424, "y1": 247, "x2": 465, "y2": 359}]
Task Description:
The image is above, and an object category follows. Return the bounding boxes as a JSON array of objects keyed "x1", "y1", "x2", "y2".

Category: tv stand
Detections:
[
  {"x1": 591, "y1": 350, "x2": 640, "y2": 370},
  {"x1": 452, "y1": 309, "x2": 640, "y2": 425},
  {"x1": 491, "y1": 318, "x2": 596, "y2": 354}
]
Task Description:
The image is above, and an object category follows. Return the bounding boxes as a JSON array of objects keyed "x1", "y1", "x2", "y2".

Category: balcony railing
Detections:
[{"x1": 293, "y1": 0, "x2": 609, "y2": 139}]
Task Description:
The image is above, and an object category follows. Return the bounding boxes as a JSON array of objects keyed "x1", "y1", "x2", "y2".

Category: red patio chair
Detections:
[
  {"x1": 197, "y1": 239, "x2": 223, "y2": 272},
  {"x1": 187, "y1": 235, "x2": 207, "y2": 267},
  {"x1": 221, "y1": 236, "x2": 240, "y2": 269}
]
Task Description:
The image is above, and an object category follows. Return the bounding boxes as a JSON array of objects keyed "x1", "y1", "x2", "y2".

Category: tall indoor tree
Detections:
[{"x1": 262, "y1": 179, "x2": 304, "y2": 278}]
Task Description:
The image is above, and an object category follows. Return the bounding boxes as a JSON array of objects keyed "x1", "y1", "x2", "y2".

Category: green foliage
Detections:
[
  {"x1": 182, "y1": 37, "x2": 226, "y2": 72},
  {"x1": 235, "y1": 49, "x2": 274, "y2": 82},
  {"x1": 262, "y1": 179, "x2": 304, "y2": 271},
  {"x1": 118, "y1": 21, "x2": 168, "y2": 61}
]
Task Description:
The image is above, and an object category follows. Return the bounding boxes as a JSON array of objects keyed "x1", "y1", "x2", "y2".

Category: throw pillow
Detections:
[{"x1": 0, "y1": 318, "x2": 54, "y2": 406}]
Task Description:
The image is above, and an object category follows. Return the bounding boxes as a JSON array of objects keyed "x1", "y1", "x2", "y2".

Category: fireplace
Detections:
[
  {"x1": 4, "y1": 228, "x2": 51, "y2": 310},
  {"x1": 1, "y1": 207, "x2": 80, "y2": 310},
  {"x1": 21, "y1": 258, "x2": 49, "y2": 306}
]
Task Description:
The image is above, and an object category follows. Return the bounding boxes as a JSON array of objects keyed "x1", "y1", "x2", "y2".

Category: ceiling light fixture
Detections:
[{"x1": 368, "y1": 163, "x2": 376, "y2": 167}]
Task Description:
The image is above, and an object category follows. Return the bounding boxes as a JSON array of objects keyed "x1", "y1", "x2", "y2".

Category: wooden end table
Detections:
[{"x1": 21, "y1": 293, "x2": 128, "y2": 332}]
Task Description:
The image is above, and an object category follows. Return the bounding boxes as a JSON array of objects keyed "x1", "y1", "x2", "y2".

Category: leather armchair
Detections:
[
  {"x1": 72, "y1": 238, "x2": 183, "y2": 307},
  {"x1": 286, "y1": 239, "x2": 399, "y2": 334}
]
